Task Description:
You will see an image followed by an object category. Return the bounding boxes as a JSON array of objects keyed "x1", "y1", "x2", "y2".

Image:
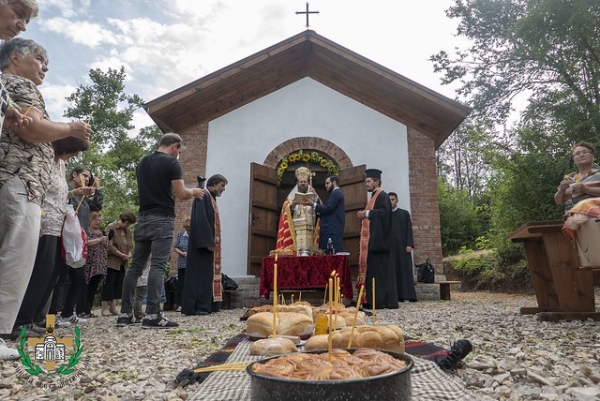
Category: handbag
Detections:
[
  {"x1": 416, "y1": 258, "x2": 435, "y2": 283},
  {"x1": 222, "y1": 273, "x2": 238, "y2": 291},
  {"x1": 164, "y1": 275, "x2": 178, "y2": 292},
  {"x1": 61, "y1": 204, "x2": 88, "y2": 268}
]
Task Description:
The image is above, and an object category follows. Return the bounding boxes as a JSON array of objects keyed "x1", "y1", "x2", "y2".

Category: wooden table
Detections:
[
  {"x1": 508, "y1": 221, "x2": 600, "y2": 322},
  {"x1": 259, "y1": 255, "x2": 353, "y2": 301}
]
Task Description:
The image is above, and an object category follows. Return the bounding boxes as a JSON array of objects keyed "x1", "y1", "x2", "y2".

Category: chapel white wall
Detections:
[{"x1": 205, "y1": 77, "x2": 410, "y2": 278}]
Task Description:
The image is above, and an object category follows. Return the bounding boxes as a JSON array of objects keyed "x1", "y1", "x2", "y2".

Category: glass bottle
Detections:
[{"x1": 327, "y1": 238, "x2": 334, "y2": 255}]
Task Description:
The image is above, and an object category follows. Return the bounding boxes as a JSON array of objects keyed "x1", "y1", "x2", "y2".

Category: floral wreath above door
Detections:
[{"x1": 276, "y1": 150, "x2": 340, "y2": 184}]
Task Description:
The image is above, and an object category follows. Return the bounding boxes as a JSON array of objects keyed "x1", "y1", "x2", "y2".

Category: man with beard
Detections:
[
  {"x1": 388, "y1": 192, "x2": 417, "y2": 302},
  {"x1": 275, "y1": 166, "x2": 320, "y2": 255},
  {"x1": 182, "y1": 174, "x2": 227, "y2": 316},
  {"x1": 312, "y1": 175, "x2": 344, "y2": 253},
  {"x1": 116, "y1": 133, "x2": 204, "y2": 328},
  {"x1": 356, "y1": 169, "x2": 396, "y2": 309}
]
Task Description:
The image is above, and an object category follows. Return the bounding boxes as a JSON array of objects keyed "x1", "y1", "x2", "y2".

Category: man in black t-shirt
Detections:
[{"x1": 117, "y1": 133, "x2": 205, "y2": 329}]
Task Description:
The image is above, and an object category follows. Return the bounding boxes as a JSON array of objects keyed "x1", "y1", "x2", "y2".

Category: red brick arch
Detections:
[{"x1": 263, "y1": 137, "x2": 354, "y2": 169}]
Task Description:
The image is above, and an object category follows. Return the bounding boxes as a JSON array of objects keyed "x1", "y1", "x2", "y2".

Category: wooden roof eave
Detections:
[{"x1": 144, "y1": 30, "x2": 471, "y2": 144}]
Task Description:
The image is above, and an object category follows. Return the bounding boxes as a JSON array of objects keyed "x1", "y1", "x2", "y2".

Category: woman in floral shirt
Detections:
[{"x1": 80, "y1": 211, "x2": 108, "y2": 318}]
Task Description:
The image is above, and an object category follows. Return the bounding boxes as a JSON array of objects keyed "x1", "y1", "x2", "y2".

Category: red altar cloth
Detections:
[{"x1": 259, "y1": 255, "x2": 353, "y2": 301}]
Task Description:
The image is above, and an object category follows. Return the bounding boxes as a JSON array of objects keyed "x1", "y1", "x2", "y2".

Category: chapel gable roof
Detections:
[{"x1": 144, "y1": 30, "x2": 470, "y2": 148}]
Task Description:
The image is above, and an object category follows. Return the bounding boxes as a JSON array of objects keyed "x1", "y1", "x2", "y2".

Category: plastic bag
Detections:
[{"x1": 61, "y1": 204, "x2": 88, "y2": 268}]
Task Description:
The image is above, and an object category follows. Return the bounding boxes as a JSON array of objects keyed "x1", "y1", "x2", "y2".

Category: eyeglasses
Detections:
[{"x1": 573, "y1": 150, "x2": 593, "y2": 157}]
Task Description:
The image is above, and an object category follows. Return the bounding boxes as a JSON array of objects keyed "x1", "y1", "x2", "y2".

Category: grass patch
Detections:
[{"x1": 444, "y1": 249, "x2": 533, "y2": 293}]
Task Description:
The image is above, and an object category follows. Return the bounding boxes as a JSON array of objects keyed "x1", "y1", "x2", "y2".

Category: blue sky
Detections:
[{"x1": 23, "y1": 0, "x2": 468, "y2": 131}]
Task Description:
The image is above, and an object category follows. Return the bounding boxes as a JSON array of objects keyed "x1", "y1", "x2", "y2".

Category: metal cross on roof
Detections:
[{"x1": 295, "y1": 2, "x2": 319, "y2": 29}]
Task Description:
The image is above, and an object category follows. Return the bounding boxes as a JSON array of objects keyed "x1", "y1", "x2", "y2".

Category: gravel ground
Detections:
[{"x1": 1, "y1": 291, "x2": 599, "y2": 401}]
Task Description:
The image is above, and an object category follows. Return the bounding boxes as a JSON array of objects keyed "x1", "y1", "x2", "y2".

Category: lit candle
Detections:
[
  {"x1": 273, "y1": 258, "x2": 278, "y2": 338},
  {"x1": 328, "y1": 277, "x2": 333, "y2": 361},
  {"x1": 348, "y1": 285, "x2": 364, "y2": 348}
]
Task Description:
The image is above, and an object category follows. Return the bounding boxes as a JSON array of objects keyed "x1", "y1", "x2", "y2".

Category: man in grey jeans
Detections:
[{"x1": 117, "y1": 133, "x2": 204, "y2": 328}]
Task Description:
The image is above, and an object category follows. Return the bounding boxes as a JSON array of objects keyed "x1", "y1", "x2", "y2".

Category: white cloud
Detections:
[
  {"x1": 40, "y1": 83, "x2": 77, "y2": 122},
  {"x1": 42, "y1": 17, "x2": 120, "y2": 47},
  {"x1": 39, "y1": 0, "x2": 77, "y2": 18}
]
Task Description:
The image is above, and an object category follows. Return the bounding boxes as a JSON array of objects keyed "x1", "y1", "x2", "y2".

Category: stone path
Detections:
[{"x1": 0, "y1": 291, "x2": 598, "y2": 400}]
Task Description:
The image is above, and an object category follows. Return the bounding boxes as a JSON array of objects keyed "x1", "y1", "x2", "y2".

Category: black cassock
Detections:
[
  {"x1": 390, "y1": 208, "x2": 417, "y2": 301},
  {"x1": 364, "y1": 189, "x2": 398, "y2": 309},
  {"x1": 182, "y1": 192, "x2": 221, "y2": 315}
]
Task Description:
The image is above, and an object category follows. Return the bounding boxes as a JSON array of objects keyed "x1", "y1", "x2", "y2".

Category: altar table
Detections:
[{"x1": 259, "y1": 255, "x2": 353, "y2": 301}]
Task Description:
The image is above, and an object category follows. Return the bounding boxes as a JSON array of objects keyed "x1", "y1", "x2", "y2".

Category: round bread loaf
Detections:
[
  {"x1": 250, "y1": 337, "x2": 297, "y2": 356},
  {"x1": 247, "y1": 312, "x2": 314, "y2": 338},
  {"x1": 304, "y1": 325, "x2": 405, "y2": 353}
]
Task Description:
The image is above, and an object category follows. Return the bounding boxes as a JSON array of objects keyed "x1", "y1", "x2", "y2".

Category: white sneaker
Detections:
[
  {"x1": 55, "y1": 316, "x2": 72, "y2": 327},
  {"x1": 62, "y1": 314, "x2": 87, "y2": 325},
  {"x1": 0, "y1": 338, "x2": 20, "y2": 360}
]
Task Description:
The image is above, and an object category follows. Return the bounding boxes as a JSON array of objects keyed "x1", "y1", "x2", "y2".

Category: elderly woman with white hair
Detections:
[
  {"x1": 0, "y1": 0, "x2": 39, "y2": 361},
  {"x1": 0, "y1": 37, "x2": 92, "y2": 360},
  {"x1": 0, "y1": 0, "x2": 39, "y2": 135},
  {"x1": 0, "y1": 0, "x2": 39, "y2": 41}
]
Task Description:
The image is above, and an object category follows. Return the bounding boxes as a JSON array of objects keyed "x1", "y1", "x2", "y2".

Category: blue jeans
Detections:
[{"x1": 120, "y1": 215, "x2": 174, "y2": 315}]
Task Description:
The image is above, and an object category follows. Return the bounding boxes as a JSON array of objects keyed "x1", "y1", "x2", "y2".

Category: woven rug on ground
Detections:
[
  {"x1": 186, "y1": 339, "x2": 487, "y2": 401},
  {"x1": 175, "y1": 333, "x2": 247, "y2": 387}
]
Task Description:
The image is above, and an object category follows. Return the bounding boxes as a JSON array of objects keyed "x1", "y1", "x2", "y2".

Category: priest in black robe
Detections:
[
  {"x1": 357, "y1": 169, "x2": 397, "y2": 309},
  {"x1": 182, "y1": 174, "x2": 228, "y2": 316},
  {"x1": 388, "y1": 192, "x2": 417, "y2": 302}
]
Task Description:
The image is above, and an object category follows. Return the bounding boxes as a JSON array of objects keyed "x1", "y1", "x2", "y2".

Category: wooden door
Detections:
[
  {"x1": 339, "y1": 164, "x2": 367, "y2": 279},
  {"x1": 247, "y1": 163, "x2": 279, "y2": 276}
]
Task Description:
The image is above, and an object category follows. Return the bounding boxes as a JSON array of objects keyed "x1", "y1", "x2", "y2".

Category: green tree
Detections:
[
  {"x1": 437, "y1": 120, "x2": 492, "y2": 199},
  {"x1": 486, "y1": 124, "x2": 572, "y2": 246},
  {"x1": 431, "y1": 0, "x2": 600, "y2": 137},
  {"x1": 63, "y1": 67, "x2": 162, "y2": 222},
  {"x1": 438, "y1": 178, "x2": 485, "y2": 255}
]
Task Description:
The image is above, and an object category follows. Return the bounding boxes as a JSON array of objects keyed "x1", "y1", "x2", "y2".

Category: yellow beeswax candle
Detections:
[
  {"x1": 328, "y1": 277, "x2": 333, "y2": 361},
  {"x1": 348, "y1": 285, "x2": 365, "y2": 348},
  {"x1": 273, "y1": 259, "x2": 278, "y2": 338},
  {"x1": 372, "y1": 277, "x2": 376, "y2": 325}
]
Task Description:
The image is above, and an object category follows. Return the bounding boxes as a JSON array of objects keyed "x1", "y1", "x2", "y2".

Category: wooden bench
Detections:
[
  {"x1": 221, "y1": 289, "x2": 236, "y2": 310},
  {"x1": 415, "y1": 281, "x2": 462, "y2": 301},
  {"x1": 508, "y1": 221, "x2": 600, "y2": 322},
  {"x1": 435, "y1": 281, "x2": 462, "y2": 301}
]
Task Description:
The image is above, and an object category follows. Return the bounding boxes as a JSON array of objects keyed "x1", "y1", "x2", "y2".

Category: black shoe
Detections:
[
  {"x1": 9, "y1": 324, "x2": 46, "y2": 340},
  {"x1": 116, "y1": 314, "x2": 138, "y2": 327},
  {"x1": 142, "y1": 312, "x2": 178, "y2": 329},
  {"x1": 436, "y1": 340, "x2": 473, "y2": 371}
]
